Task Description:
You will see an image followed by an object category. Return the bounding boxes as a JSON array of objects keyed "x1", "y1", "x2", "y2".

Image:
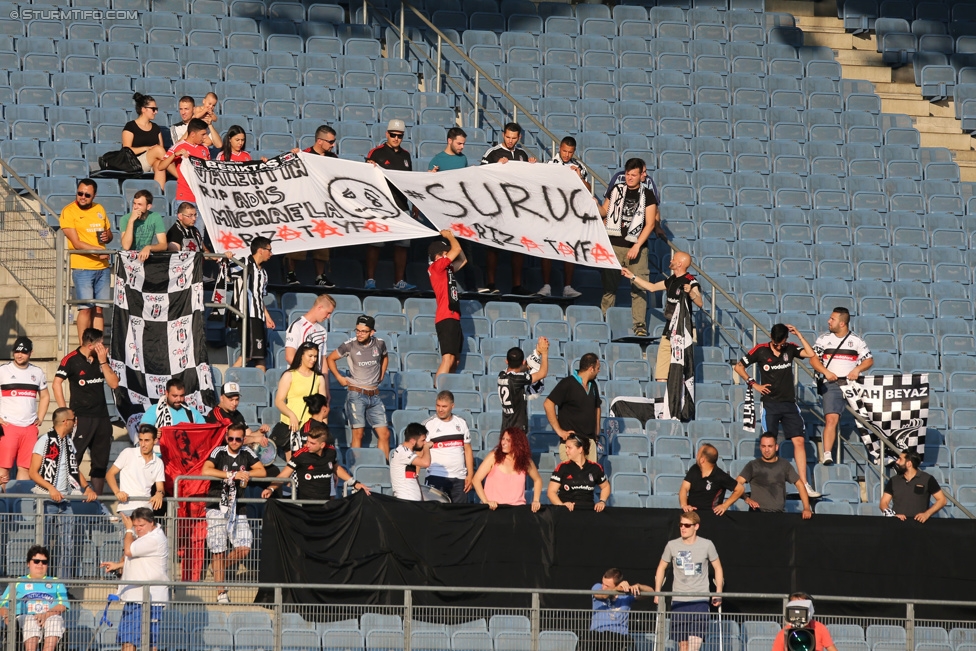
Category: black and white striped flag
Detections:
[{"x1": 111, "y1": 252, "x2": 216, "y2": 419}]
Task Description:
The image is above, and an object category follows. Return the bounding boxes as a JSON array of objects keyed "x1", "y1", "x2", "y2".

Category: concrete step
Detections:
[
  {"x1": 795, "y1": 16, "x2": 846, "y2": 32},
  {"x1": 874, "y1": 82, "x2": 925, "y2": 95},
  {"x1": 915, "y1": 115, "x2": 970, "y2": 134},
  {"x1": 880, "y1": 97, "x2": 941, "y2": 116},
  {"x1": 953, "y1": 150, "x2": 976, "y2": 161},
  {"x1": 840, "y1": 64, "x2": 891, "y2": 83},
  {"x1": 919, "y1": 132, "x2": 976, "y2": 150},
  {"x1": 803, "y1": 31, "x2": 853, "y2": 49},
  {"x1": 835, "y1": 49, "x2": 885, "y2": 65}
]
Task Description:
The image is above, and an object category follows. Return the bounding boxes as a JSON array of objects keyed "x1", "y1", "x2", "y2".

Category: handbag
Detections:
[
  {"x1": 270, "y1": 372, "x2": 320, "y2": 452},
  {"x1": 816, "y1": 331, "x2": 852, "y2": 393},
  {"x1": 98, "y1": 147, "x2": 142, "y2": 173}
]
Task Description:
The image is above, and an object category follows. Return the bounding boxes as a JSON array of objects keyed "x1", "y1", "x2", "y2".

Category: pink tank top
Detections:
[{"x1": 484, "y1": 464, "x2": 527, "y2": 505}]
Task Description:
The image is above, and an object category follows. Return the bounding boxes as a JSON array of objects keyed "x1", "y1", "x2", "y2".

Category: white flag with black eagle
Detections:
[
  {"x1": 110, "y1": 252, "x2": 216, "y2": 419},
  {"x1": 840, "y1": 373, "x2": 928, "y2": 465},
  {"x1": 660, "y1": 293, "x2": 696, "y2": 421}
]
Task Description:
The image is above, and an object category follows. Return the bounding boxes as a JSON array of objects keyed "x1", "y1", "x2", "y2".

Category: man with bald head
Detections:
[{"x1": 622, "y1": 251, "x2": 702, "y2": 381}]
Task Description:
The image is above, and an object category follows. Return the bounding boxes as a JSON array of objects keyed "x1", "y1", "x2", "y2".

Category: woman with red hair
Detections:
[{"x1": 472, "y1": 427, "x2": 543, "y2": 511}]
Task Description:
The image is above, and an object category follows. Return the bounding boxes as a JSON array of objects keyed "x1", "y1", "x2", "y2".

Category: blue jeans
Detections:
[
  {"x1": 345, "y1": 390, "x2": 388, "y2": 429},
  {"x1": 43, "y1": 500, "x2": 76, "y2": 580},
  {"x1": 72, "y1": 267, "x2": 111, "y2": 309}
]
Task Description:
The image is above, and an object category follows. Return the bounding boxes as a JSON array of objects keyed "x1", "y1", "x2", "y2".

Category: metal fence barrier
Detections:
[{"x1": 0, "y1": 578, "x2": 974, "y2": 651}]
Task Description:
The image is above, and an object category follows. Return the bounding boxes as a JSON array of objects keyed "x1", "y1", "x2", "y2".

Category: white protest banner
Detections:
[
  {"x1": 182, "y1": 152, "x2": 436, "y2": 255},
  {"x1": 382, "y1": 161, "x2": 621, "y2": 269}
]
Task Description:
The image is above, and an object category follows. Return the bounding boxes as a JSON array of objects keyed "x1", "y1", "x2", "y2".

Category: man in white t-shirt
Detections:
[
  {"x1": 100, "y1": 507, "x2": 169, "y2": 651},
  {"x1": 0, "y1": 336, "x2": 50, "y2": 480},
  {"x1": 422, "y1": 391, "x2": 474, "y2": 504},
  {"x1": 284, "y1": 294, "x2": 335, "y2": 365},
  {"x1": 389, "y1": 422, "x2": 432, "y2": 501},
  {"x1": 106, "y1": 424, "x2": 165, "y2": 515},
  {"x1": 811, "y1": 307, "x2": 873, "y2": 466}
]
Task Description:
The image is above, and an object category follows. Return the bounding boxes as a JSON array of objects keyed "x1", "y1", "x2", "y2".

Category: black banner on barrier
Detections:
[{"x1": 257, "y1": 493, "x2": 976, "y2": 618}]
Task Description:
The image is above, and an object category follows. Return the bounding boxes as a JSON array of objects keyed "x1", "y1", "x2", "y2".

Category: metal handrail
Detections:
[
  {"x1": 665, "y1": 240, "x2": 974, "y2": 519},
  {"x1": 56, "y1": 245, "x2": 248, "y2": 352},
  {"x1": 378, "y1": 0, "x2": 611, "y2": 192},
  {"x1": 0, "y1": 157, "x2": 61, "y2": 230}
]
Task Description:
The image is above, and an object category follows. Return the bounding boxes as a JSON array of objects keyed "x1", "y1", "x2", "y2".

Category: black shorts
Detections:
[
  {"x1": 435, "y1": 318, "x2": 462, "y2": 358},
  {"x1": 72, "y1": 416, "x2": 113, "y2": 478},
  {"x1": 761, "y1": 401, "x2": 806, "y2": 440},
  {"x1": 244, "y1": 317, "x2": 267, "y2": 363}
]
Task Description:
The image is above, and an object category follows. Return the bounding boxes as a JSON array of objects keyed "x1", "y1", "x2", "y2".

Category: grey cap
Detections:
[{"x1": 387, "y1": 119, "x2": 406, "y2": 133}]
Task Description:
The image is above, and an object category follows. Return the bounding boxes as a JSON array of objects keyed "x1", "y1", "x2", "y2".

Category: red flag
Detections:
[{"x1": 159, "y1": 422, "x2": 226, "y2": 497}]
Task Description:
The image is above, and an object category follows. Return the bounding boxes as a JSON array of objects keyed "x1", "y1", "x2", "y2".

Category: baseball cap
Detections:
[
  {"x1": 222, "y1": 382, "x2": 241, "y2": 398},
  {"x1": 356, "y1": 315, "x2": 375, "y2": 330},
  {"x1": 12, "y1": 336, "x2": 32, "y2": 354},
  {"x1": 387, "y1": 119, "x2": 405, "y2": 133},
  {"x1": 428, "y1": 237, "x2": 451, "y2": 259}
]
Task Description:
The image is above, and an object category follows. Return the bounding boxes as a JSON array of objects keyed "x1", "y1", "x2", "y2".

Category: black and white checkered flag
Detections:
[
  {"x1": 111, "y1": 252, "x2": 216, "y2": 419},
  {"x1": 840, "y1": 374, "x2": 928, "y2": 465}
]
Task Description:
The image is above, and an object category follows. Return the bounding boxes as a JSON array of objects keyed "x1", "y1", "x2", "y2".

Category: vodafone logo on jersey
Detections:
[{"x1": 1, "y1": 389, "x2": 38, "y2": 398}]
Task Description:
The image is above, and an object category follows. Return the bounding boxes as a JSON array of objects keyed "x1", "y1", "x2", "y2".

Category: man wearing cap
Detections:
[
  {"x1": 428, "y1": 230, "x2": 467, "y2": 380},
  {"x1": 206, "y1": 383, "x2": 271, "y2": 447},
  {"x1": 364, "y1": 119, "x2": 416, "y2": 292},
  {"x1": 0, "y1": 337, "x2": 50, "y2": 481},
  {"x1": 140, "y1": 378, "x2": 204, "y2": 428},
  {"x1": 326, "y1": 316, "x2": 392, "y2": 457}
]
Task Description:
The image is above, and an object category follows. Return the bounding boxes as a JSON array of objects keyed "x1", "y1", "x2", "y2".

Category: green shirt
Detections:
[
  {"x1": 428, "y1": 151, "x2": 469, "y2": 171},
  {"x1": 119, "y1": 211, "x2": 165, "y2": 250}
]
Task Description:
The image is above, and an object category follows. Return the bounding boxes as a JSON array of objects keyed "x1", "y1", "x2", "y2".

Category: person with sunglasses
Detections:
[
  {"x1": 364, "y1": 119, "x2": 417, "y2": 291},
  {"x1": 284, "y1": 126, "x2": 338, "y2": 287},
  {"x1": 326, "y1": 315, "x2": 391, "y2": 457},
  {"x1": 0, "y1": 545, "x2": 69, "y2": 651},
  {"x1": 123, "y1": 92, "x2": 168, "y2": 190},
  {"x1": 202, "y1": 422, "x2": 266, "y2": 605},
  {"x1": 649, "y1": 511, "x2": 724, "y2": 651},
  {"x1": 547, "y1": 435, "x2": 610, "y2": 512},
  {"x1": 59, "y1": 178, "x2": 112, "y2": 343}
]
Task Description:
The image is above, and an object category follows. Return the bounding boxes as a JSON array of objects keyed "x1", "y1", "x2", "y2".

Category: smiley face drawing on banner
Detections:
[{"x1": 327, "y1": 178, "x2": 402, "y2": 220}]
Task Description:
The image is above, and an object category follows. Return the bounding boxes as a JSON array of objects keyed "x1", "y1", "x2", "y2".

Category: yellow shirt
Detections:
[
  {"x1": 281, "y1": 370, "x2": 320, "y2": 427},
  {"x1": 60, "y1": 202, "x2": 111, "y2": 270}
]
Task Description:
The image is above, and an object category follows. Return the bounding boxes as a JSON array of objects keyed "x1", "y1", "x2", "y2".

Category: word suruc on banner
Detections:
[{"x1": 384, "y1": 161, "x2": 621, "y2": 269}]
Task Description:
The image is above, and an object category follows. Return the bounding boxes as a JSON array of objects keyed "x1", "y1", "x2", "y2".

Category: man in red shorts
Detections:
[{"x1": 0, "y1": 337, "x2": 50, "y2": 481}]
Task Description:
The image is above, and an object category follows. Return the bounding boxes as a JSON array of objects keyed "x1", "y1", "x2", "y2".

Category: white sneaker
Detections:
[
  {"x1": 536, "y1": 284, "x2": 551, "y2": 296},
  {"x1": 822, "y1": 451, "x2": 834, "y2": 466},
  {"x1": 804, "y1": 482, "x2": 821, "y2": 498},
  {"x1": 562, "y1": 285, "x2": 582, "y2": 298},
  {"x1": 216, "y1": 591, "x2": 230, "y2": 605}
]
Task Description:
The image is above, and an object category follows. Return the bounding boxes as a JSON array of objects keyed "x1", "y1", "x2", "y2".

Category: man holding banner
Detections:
[
  {"x1": 598, "y1": 158, "x2": 664, "y2": 337},
  {"x1": 365, "y1": 119, "x2": 417, "y2": 292},
  {"x1": 428, "y1": 231, "x2": 466, "y2": 379},
  {"x1": 479, "y1": 122, "x2": 538, "y2": 296}
]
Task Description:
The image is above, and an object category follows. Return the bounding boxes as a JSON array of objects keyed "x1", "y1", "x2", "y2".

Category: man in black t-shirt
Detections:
[
  {"x1": 679, "y1": 444, "x2": 739, "y2": 515},
  {"x1": 52, "y1": 328, "x2": 120, "y2": 495},
  {"x1": 205, "y1": 382, "x2": 271, "y2": 448},
  {"x1": 201, "y1": 423, "x2": 266, "y2": 605},
  {"x1": 598, "y1": 158, "x2": 666, "y2": 337},
  {"x1": 261, "y1": 424, "x2": 368, "y2": 502},
  {"x1": 622, "y1": 251, "x2": 703, "y2": 379},
  {"x1": 479, "y1": 122, "x2": 538, "y2": 295},
  {"x1": 544, "y1": 353, "x2": 602, "y2": 462},
  {"x1": 166, "y1": 202, "x2": 207, "y2": 253},
  {"x1": 286, "y1": 126, "x2": 337, "y2": 287},
  {"x1": 734, "y1": 323, "x2": 821, "y2": 497},
  {"x1": 364, "y1": 119, "x2": 415, "y2": 291},
  {"x1": 880, "y1": 450, "x2": 946, "y2": 522},
  {"x1": 497, "y1": 338, "x2": 550, "y2": 432}
]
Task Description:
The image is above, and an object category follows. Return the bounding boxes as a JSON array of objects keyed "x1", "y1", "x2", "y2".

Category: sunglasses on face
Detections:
[
  {"x1": 145, "y1": 106, "x2": 159, "y2": 112},
  {"x1": 388, "y1": 132, "x2": 404, "y2": 139},
  {"x1": 227, "y1": 437, "x2": 244, "y2": 443},
  {"x1": 30, "y1": 558, "x2": 49, "y2": 564},
  {"x1": 77, "y1": 191, "x2": 93, "y2": 198},
  {"x1": 679, "y1": 523, "x2": 695, "y2": 528}
]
